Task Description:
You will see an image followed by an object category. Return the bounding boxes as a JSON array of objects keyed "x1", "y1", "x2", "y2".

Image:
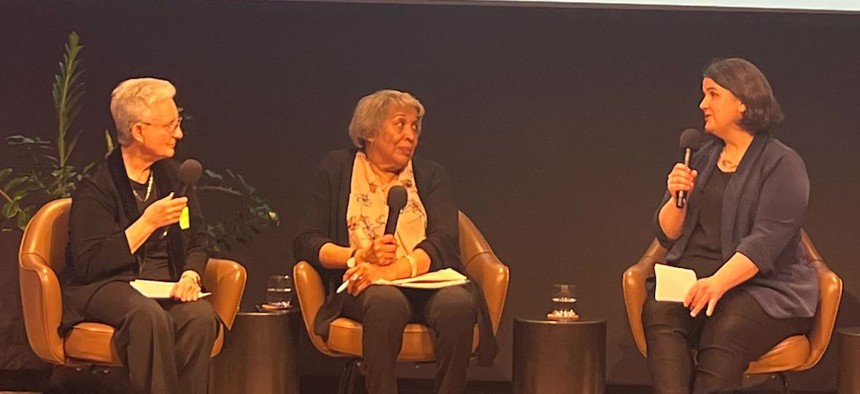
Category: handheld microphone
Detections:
[
  {"x1": 177, "y1": 159, "x2": 203, "y2": 229},
  {"x1": 177, "y1": 159, "x2": 203, "y2": 197},
  {"x1": 676, "y1": 128, "x2": 703, "y2": 208},
  {"x1": 384, "y1": 186, "x2": 408, "y2": 235}
]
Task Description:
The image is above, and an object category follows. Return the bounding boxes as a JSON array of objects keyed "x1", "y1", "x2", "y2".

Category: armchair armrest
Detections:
[
  {"x1": 203, "y1": 258, "x2": 246, "y2": 330},
  {"x1": 463, "y1": 253, "x2": 509, "y2": 334},
  {"x1": 801, "y1": 258, "x2": 843, "y2": 370},
  {"x1": 293, "y1": 261, "x2": 336, "y2": 356},
  {"x1": 457, "y1": 211, "x2": 510, "y2": 334},
  {"x1": 19, "y1": 253, "x2": 65, "y2": 364},
  {"x1": 622, "y1": 239, "x2": 666, "y2": 357}
]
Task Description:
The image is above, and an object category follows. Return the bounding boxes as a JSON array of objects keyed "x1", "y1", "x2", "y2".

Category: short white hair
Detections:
[
  {"x1": 348, "y1": 89, "x2": 424, "y2": 149},
  {"x1": 110, "y1": 78, "x2": 176, "y2": 146}
]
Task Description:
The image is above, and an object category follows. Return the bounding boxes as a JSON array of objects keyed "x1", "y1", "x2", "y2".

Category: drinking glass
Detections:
[
  {"x1": 266, "y1": 274, "x2": 293, "y2": 309},
  {"x1": 548, "y1": 283, "x2": 578, "y2": 321}
]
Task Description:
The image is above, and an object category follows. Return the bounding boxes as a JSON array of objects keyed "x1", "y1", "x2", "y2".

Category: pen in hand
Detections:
[{"x1": 337, "y1": 273, "x2": 359, "y2": 294}]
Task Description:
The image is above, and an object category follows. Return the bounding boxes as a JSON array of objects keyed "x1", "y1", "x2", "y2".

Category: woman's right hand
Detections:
[
  {"x1": 141, "y1": 193, "x2": 188, "y2": 230},
  {"x1": 360, "y1": 234, "x2": 397, "y2": 266},
  {"x1": 666, "y1": 163, "x2": 698, "y2": 200},
  {"x1": 343, "y1": 263, "x2": 386, "y2": 296}
]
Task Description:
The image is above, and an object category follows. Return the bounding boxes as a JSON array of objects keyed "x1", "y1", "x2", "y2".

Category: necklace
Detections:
[
  {"x1": 719, "y1": 149, "x2": 739, "y2": 170},
  {"x1": 131, "y1": 173, "x2": 153, "y2": 202}
]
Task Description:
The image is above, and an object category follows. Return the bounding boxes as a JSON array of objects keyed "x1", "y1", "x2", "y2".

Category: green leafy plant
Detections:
[
  {"x1": 197, "y1": 169, "x2": 280, "y2": 253},
  {"x1": 1, "y1": 32, "x2": 87, "y2": 231}
]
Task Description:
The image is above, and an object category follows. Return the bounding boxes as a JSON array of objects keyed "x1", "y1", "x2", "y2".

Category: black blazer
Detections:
[{"x1": 59, "y1": 148, "x2": 211, "y2": 332}]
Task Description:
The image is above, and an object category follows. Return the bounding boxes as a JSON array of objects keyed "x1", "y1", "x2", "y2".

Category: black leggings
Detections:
[{"x1": 642, "y1": 289, "x2": 812, "y2": 394}]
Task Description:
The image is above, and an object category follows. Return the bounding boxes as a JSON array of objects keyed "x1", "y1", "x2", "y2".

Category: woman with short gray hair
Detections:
[
  {"x1": 61, "y1": 77, "x2": 218, "y2": 394},
  {"x1": 110, "y1": 78, "x2": 177, "y2": 146}
]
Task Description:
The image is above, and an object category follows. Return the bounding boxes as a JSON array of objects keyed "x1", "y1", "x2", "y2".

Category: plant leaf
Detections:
[
  {"x1": 0, "y1": 168, "x2": 12, "y2": 183},
  {"x1": 4, "y1": 177, "x2": 28, "y2": 191},
  {"x1": 2, "y1": 201, "x2": 19, "y2": 218},
  {"x1": 66, "y1": 134, "x2": 79, "y2": 159}
]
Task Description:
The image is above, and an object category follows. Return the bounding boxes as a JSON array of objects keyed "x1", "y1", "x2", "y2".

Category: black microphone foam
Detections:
[
  {"x1": 676, "y1": 128, "x2": 703, "y2": 208},
  {"x1": 177, "y1": 159, "x2": 203, "y2": 196},
  {"x1": 679, "y1": 128, "x2": 703, "y2": 150},
  {"x1": 384, "y1": 186, "x2": 408, "y2": 235}
]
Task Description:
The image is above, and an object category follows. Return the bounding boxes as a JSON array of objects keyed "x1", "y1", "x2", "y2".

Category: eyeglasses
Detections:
[{"x1": 140, "y1": 116, "x2": 183, "y2": 133}]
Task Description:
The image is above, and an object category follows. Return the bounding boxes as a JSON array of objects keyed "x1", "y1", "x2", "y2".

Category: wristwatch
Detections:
[{"x1": 346, "y1": 249, "x2": 358, "y2": 268}]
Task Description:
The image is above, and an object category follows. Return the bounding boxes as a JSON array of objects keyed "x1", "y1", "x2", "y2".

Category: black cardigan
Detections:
[
  {"x1": 293, "y1": 148, "x2": 497, "y2": 365},
  {"x1": 59, "y1": 148, "x2": 211, "y2": 332}
]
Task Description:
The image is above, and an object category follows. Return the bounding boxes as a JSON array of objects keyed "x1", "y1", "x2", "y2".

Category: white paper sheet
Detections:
[
  {"x1": 374, "y1": 268, "x2": 470, "y2": 289},
  {"x1": 654, "y1": 264, "x2": 697, "y2": 302},
  {"x1": 130, "y1": 279, "x2": 211, "y2": 299}
]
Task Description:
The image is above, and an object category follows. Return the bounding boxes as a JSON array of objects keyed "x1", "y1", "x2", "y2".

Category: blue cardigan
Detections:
[{"x1": 654, "y1": 134, "x2": 819, "y2": 319}]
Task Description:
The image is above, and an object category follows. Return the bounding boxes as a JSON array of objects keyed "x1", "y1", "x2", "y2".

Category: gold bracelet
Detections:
[{"x1": 405, "y1": 254, "x2": 417, "y2": 278}]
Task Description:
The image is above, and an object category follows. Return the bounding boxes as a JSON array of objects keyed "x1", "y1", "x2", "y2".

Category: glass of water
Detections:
[
  {"x1": 548, "y1": 283, "x2": 578, "y2": 321},
  {"x1": 266, "y1": 274, "x2": 293, "y2": 309}
]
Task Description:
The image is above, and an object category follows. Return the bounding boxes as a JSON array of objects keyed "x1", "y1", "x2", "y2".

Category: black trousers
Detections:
[
  {"x1": 85, "y1": 281, "x2": 220, "y2": 394},
  {"x1": 642, "y1": 289, "x2": 812, "y2": 394},
  {"x1": 341, "y1": 285, "x2": 477, "y2": 394}
]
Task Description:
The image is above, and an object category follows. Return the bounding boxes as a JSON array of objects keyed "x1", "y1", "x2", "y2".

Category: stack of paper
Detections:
[
  {"x1": 130, "y1": 279, "x2": 211, "y2": 299},
  {"x1": 374, "y1": 268, "x2": 470, "y2": 289},
  {"x1": 654, "y1": 264, "x2": 697, "y2": 302}
]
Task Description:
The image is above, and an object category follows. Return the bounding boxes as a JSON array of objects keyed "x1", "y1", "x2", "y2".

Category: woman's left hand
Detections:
[
  {"x1": 684, "y1": 276, "x2": 729, "y2": 317},
  {"x1": 343, "y1": 263, "x2": 385, "y2": 296},
  {"x1": 171, "y1": 275, "x2": 202, "y2": 302}
]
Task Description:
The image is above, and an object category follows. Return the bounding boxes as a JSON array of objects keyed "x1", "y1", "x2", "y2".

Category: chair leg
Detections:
[
  {"x1": 337, "y1": 359, "x2": 360, "y2": 394},
  {"x1": 777, "y1": 372, "x2": 790, "y2": 394},
  {"x1": 337, "y1": 362, "x2": 349, "y2": 394},
  {"x1": 347, "y1": 360, "x2": 360, "y2": 394}
]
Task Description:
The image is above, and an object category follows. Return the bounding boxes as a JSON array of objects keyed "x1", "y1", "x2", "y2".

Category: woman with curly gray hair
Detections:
[{"x1": 295, "y1": 89, "x2": 496, "y2": 394}]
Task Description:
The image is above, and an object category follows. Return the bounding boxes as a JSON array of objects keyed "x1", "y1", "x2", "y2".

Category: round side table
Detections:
[
  {"x1": 512, "y1": 318, "x2": 606, "y2": 394},
  {"x1": 838, "y1": 327, "x2": 860, "y2": 394},
  {"x1": 209, "y1": 310, "x2": 301, "y2": 394}
]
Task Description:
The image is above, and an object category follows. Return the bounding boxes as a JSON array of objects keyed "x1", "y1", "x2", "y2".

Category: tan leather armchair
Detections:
[
  {"x1": 18, "y1": 198, "x2": 247, "y2": 366},
  {"x1": 622, "y1": 230, "x2": 842, "y2": 390},
  {"x1": 294, "y1": 211, "x2": 509, "y2": 391}
]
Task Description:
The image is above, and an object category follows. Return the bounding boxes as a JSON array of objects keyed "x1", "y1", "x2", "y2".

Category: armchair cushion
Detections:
[{"x1": 64, "y1": 322, "x2": 121, "y2": 365}]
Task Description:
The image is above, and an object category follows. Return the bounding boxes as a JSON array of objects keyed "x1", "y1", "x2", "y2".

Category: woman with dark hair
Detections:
[
  {"x1": 293, "y1": 89, "x2": 496, "y2": 394},
  {"x1": 642, "y1": 58, "x2": 818, "y2": 393}
]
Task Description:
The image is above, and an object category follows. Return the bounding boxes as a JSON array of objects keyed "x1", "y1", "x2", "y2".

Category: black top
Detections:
[
  {"x1": 130, "y1": 178, "x2": 171, "y2": 281},
  {"x1": 678, "y1": 166, "x2": 732, "y2": 278}
]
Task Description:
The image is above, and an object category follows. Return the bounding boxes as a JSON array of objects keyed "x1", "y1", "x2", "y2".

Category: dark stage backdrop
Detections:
[{"x1": 1, "y1": 0, "x2": 858, "y2": 389}]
